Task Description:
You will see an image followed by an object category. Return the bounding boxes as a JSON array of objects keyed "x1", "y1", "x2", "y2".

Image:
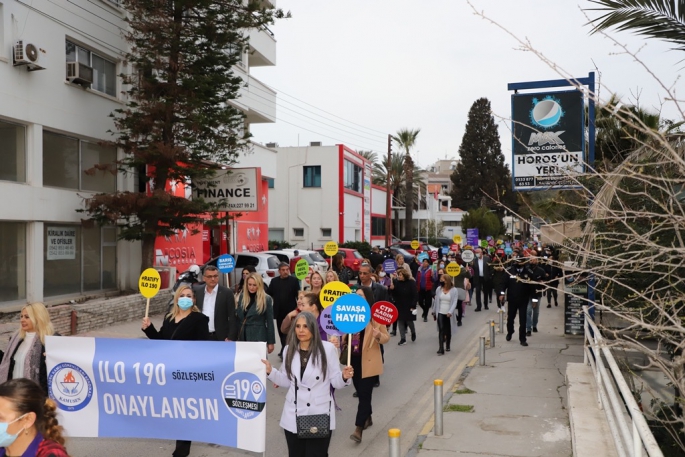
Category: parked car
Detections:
[
  {"x1": 388, "y1": 247, "x2": 414, "y2": 264},
  {"x1": 390, "y1": 241, "x2": 435, "y2": 256},
  {"x1": 203, "y1": 252, "x2": 280, "y2": 288},
  {"x1": 418, "y1": 236, "x2": 453, "y2": 248},
  {"x1": 314, "y1": 247, "x2": 364, "y2": 278},
  {"x1": 281, "y1": 249, "x2": 329, "y2": 273},
  {"x1": 264, "y1": 250, "x2": 322, "y2": 277}
]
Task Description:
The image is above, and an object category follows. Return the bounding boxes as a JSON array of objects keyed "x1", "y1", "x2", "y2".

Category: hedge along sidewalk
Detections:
[{"x1": 0, "y1": 290, "x2": 172, "y2": 352}]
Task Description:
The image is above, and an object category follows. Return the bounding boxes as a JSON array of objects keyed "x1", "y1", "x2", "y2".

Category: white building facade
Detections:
[
  {"x1": 0, "y1": 0, "x2": 278, "y2": 308},
  {"x1": 268, "y1": 144, "x2": 388, "y2": 249}
]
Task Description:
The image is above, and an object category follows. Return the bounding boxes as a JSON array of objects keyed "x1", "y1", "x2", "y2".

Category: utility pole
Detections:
[{"x1": 385, "y1": 134, "x2": 392, "y2": 247}]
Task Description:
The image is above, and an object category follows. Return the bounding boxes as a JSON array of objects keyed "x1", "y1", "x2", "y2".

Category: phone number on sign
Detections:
[{"x1": 227, "y1": 203, "x2": 256, "y2": 209}]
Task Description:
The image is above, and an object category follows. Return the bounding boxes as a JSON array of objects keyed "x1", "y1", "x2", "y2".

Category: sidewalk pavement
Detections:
[{"x1": 415, "y1": 302, "x2": 584, "y2": 457}]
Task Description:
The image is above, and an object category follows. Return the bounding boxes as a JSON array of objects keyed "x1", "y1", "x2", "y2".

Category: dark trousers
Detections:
[
  {"x1": 350, "y1": 356, "x2": 375, "y2": 427},
  {"x1": 276, "y1": 317, "x2": 287, "y2": 354},
  {"x1": 455, "y1": 299, "x2": 464, "y2": 323},
  {"x1": 437, "y1": 313, "x2": 451, "y2": 351},
  {"x1": 173, "y1": 440, "x2": 191, "y2": 457},
  {"x1": 507, "y1": 300, "x2": 528, "y2": 343},
  {"x1": 418, "y1": 289, "x2": 432, "y2": 319},
  {"x1": 284, "y1": 429, "x2": 332, "y2": 457},
  {"x1": 546, "y1": 288, "x2": 558, "y2": 305},
  {"x1": 474, "y1": 280, "x2": 492, "y2": 310}
]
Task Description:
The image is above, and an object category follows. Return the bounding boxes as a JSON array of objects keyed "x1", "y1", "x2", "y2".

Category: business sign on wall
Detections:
[
  {"x1": 193, "y1": 168, "x2": 259, "y2": 212},
  {"x1": 511, "y1": 90, "x2": 585, "y2": 190},
  {"x1": 47, "y1": 227, "x2": 77, "y2": 260}
]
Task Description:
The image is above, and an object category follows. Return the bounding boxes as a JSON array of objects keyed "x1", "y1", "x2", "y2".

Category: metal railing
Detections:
[{"x1": 582, "y1": 306, "x2": 663, "y2": 457}]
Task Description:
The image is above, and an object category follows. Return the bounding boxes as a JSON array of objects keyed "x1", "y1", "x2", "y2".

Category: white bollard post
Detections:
[
  {"x1": 388, "y1": 429, "x2": 401, "y2": 457},
  {"x1": 434, "y1": 380, "x2": 443, "y2": 436},
  {"x1": 489, "y1": 320, "x2": 496, "y2": 348},
  {"x1": 499, "y1": 310, "x2": 505, "y2": 333},
  {"x1": 479, "y1": 336, "x2": 486, "y2": 365}
]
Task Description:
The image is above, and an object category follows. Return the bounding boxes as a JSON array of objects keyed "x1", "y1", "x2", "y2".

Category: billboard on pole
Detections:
[{"x1": 511, "y1": 90, "x2": 585, "y2": 191}]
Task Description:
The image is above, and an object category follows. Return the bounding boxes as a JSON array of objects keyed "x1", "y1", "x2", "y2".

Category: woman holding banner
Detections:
[
  {"x1": 141, "y1": 285, "x2": 209, "y2": 457},
  {"x1": 342, "y1": 286, "x2": 389, "y2": 443},
  {"x1": 235, "y1": 273, "x2": 276, "y2": 354},
  {"x1": 262, "y1": 312, "x2": 353, "y2": 457},
  {"x1": 0, "y1": 378, "x2": 69, "y2": 457},
  {"x1": 0, "y1": 303, "x2": 56, "y2": 394}
]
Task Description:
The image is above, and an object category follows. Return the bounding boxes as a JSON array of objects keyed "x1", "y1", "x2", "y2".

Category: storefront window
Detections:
[
  {"x1": 43, "y1": 132, "x2": 79, "y2": 189},
  {"x1": 0, "y1": 222, "x2": 26, "y2": 302},
  {"x1": 44, "y1": 225, "x2": 117, "y2": 297},
  {"x1": 81, "y1": 140, "x2": 116, "y2": 192},
  {"x1": 0, "y1": 121, "x2": 26, "y2": 182}
]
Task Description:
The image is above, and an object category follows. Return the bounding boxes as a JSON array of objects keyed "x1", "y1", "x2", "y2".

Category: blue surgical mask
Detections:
[
  {"x1": 178, "y1": 297, "x2": 193, "y2": 310},
  {"x1": 0, "y1": 414, "x2": 26, "y2": 448}
]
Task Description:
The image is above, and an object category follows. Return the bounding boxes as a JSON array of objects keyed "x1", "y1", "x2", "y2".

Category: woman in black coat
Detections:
[
  {"x1": 389, "y1": 268, "x2": 418, "y2": 346},
  {"x1": 141, "y1": 284, "x2": 209, "y2": 457}
]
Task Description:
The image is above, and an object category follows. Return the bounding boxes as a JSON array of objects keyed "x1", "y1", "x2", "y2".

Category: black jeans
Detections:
[
  {"x1": 507, "y1": 300, "x2": 528, "y2": 343},
  {"x1": 546, "y1": 288, "x2": 558, "y2": 305},
  {"x1": 418, "y1": 289, "x2": 432, "y2": 319},
  {"x1": 173, "y1": 440, "x2": 191, "y2": 457},
  {"x1": 350, "y1": 356, "x2": 375, "y2": 427},
  {"x1": 276, "y1": 317, "x2": 287, "y2": 354},
  {"x1": 455, "y1": 299, "x2": 464, "y2": 323},
  {"x1": 284, "y1": 429, "x2": 332, "y2": 457},
  {"x1": 437, "y1": 313, "x2": 451, "y2": 351}
]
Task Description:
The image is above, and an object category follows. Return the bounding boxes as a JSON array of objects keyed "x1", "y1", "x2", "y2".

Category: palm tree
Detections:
[
  {"x1": 357, "y1": 150, "x2": 379, "y2": 164},
  {"x1": 587, "y1": 1, "x2": 685, "y2": 51},
  {"x1": 392, "y1": 128, "x2": 421, "y2": 239}
]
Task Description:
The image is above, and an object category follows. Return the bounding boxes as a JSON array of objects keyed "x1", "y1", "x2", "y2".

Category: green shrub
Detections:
[{"x1": 341, "y1": 241, "x2": 372, "y2": 259}]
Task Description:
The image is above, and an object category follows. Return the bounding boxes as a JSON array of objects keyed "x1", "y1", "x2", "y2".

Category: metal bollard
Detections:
[
  {"x1": 479, "y1": 336, "x2": 486, "y2": 365},
  {"x1": 489, "y1": 320, "x2": 496, "y2": 348},
  {"x1": 434, "y1": 380, "x2": 443, "y2": 436},
  {"x1": 388, "y1": 428, "x2": 401, "y2": 457},
  {"x1": 498, "y1": 310, "x2": 504, "y2": 333}
]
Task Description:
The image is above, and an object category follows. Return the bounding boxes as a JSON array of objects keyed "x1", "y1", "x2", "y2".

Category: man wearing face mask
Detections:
[
  {"x1": 472, "y1": 248, "x2": 492, "y2": 311},
  {"x1": 498, "y1": 255, "x2": 533, "y2": 346}
]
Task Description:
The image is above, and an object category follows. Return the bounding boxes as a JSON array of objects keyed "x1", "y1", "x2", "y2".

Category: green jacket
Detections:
[{"x1": 236, "y1": 294, "x2": 276, "y2": 344}]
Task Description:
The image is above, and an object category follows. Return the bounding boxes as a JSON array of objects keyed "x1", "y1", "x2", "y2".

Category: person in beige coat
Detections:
[{"x1": 344, "y1": 286, "x2": 390, "y2": 443}]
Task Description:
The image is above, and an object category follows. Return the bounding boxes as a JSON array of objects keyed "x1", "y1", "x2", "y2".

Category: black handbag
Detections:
[{"x1": 294, "y1": 378, "x2": 330, "y2": 439}]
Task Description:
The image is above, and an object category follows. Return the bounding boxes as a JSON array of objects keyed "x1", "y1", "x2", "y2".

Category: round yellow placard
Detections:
[
  {"x1": 410, "y1": 240, "x2": 420, "y2": 250},
  {"x1": 445, "y1": 262, "x2": 461, "y2": 277},
  {"x1": 319, "y1": 281, "x2": 351, "y2": 308},
  {"x1": 453, "y1": 235, "x2": 462, "y2": 244},
  {"x1": 138, "y1": 268, "x2": 162, "y2": 298},
  {"x1": 323, "y1": 241, "x2": 339, "y2": 257}
]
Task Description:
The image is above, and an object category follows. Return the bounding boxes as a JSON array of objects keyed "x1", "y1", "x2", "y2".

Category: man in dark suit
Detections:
[
  {"x1": 368, "y1": 246, "x2": 385, "y2": 270},
  {"x1": 499, "y1": 256, "x2": 534, "y2": 346},
  {"x1": 193, "y1": 265, "x2": 238, "y2": 341},
  {"x1": 472, "y1": 248, "x2": 492, "y2": 311}
]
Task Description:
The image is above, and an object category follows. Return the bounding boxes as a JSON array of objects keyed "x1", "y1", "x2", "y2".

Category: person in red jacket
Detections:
[{"x1": 416, "y1": 259, "x2": 434, "y2": 322}]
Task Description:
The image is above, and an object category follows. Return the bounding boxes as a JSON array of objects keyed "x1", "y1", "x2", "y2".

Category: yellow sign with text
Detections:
[
  {"x1": 319, "y1": 281, "x2": 352, "y2": 308},
  {"x1": 411, "y1": 240, "x2": 420, "y2": 250},
  {"x1": 138, "y1": 268, "x2": 161, "y2": 299},
  {"x1": 445, "y1": 262, "x2": 461, "y2": 277},
  {"x1": 453, "y1": 235, "x2": 462, "y2": 244},
  {"x1": 324, "y1": 241, "x2": 339, "y2": 257}
]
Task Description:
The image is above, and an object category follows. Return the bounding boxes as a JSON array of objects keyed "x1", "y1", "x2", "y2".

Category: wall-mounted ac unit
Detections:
[
  {"x1": 66, "y1": 61, "x2": 94, "y2": 87},
  {"x1": 13, "y1": 40, "x2": 45, "y2": 71}
]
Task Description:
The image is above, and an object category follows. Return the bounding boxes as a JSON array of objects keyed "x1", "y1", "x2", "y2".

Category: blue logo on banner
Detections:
[
  {"x1": 222, "y1": 372, "x2": 266, "y2": 420},
  {"x1": 331, "y1": 294, "x2": 370, "y2": 334},
  {"x1": 530, "y1": 96, "x2": 563, "y2": 128},
  {"x1": 217, "y1": 254, "x2": 235, "y2": 273},
  {"x1": 48, "y1": 363, "x2": 93, "y2": 412},
  {"x1": 382, "y1": 259, "x2": 397, "y2": 274},
  {"x1": 417, "y1": 252, "x2": 429, "y2": 262}
]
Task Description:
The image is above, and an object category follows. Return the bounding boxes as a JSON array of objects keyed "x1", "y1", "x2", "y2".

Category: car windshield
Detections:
[
  {"x1": 266, "y1": 256, "x2": 280, "y2": 269},
  {"x1": 353, "y1": 251, "x2": 364, "y2": 259},
  {"x1": 309, "y1": 252, "x2": 326, "y2": 262},
  {"x1": 302, "y1": 255, "x2": 315, "y2": 265},
  {"x1": 394, "y1": 248, "x2": 412, "y2": 256}
]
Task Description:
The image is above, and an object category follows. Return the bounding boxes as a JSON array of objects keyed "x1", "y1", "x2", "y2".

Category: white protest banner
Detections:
[{"x1": 46, "y1": 337, "x2": 266, "y2": 453}]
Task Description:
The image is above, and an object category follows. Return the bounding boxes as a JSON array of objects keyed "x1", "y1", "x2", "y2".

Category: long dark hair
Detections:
[
  {"x1": 284, "y1": 312, "x2": 327, "y2": 381},
  {"x1": 357, "y1": 286, "x2": 375, "y2": 305},
  {"x1": 0, "y1": 379, "x2": 66, "y2": 446}
]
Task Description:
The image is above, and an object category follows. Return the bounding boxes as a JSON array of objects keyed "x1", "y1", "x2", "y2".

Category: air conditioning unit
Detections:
[
  {"x1": 13, "y1": 40, "x2": 45, "y2": 71},
  {"x1": 66, "y1": 61, "x2": 94, "y2": 87}
]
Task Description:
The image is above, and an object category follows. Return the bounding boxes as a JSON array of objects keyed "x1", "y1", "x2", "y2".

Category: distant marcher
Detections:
[
  {"x1": 268, "y1": 263, "x2": 301, "y2": 360},
  {"x1": 431, "y1": 275, "x2": 459, "y2": 355},
  {"x1": 395, "y1": 254, "x2": 411, "y2": 278},
  {"x1": 325, "y1": 270, "x2": 339, "y2": 284},
  {"x1": 357, "y1": 264, "x2": 389, "y2": 304},
  {"x1": 235, "y1": 265, "x2": 259, "y2": 295},
  {"x1": 306, "y1": 271, "x2": 326, "y2": 296},
  {"x1": 390, "y1": 268, "x2": 418, "y2": 345},
  {"x1": 472, "y1": 248, "x2": 492, "y2": 311},
  {"x1": 194, "y1": 265, "x2": 238, "y2": 341},
  {"x1": 368, "y1": 247, "x2": 384, "y2": 270},
  {"x1": 331, "y1": 253, "x2": 352, "y2": 285},
  {"x1": 236, "y1": 274, "x2": 276, "y2": 353},
  {"x1": 499, "y1": 257, "x2": 534, "y2": 346},
  {"x1": 0, "y1": 303, "x2": 56, "y2": 394},
  {"x1": 544, "y1": 255, "x2": 562, "y2": 308},
  {"x1": 415, "y1": 259, "x2": 434, "y2": 322},
  {"x1": 525, "y1": 254, "x2": 546, "y2": 337},
  {"x1": 0, "y1": 378, "x2": 69, "y2": 457},
  {"x1": 262, "y1": 312, "x2": 353, "y2": 457}
]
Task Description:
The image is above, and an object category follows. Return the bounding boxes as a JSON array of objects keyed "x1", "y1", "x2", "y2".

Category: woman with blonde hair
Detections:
[
  {"x1": 0, "y1": 303, "x2": 56, "y2": 393},
  {"x1": 142, "y1": 285, "x2": 209, "y2": 457},
  {"x1": 235, "y1": 273, "x2": 276, "y2": 354},
  {"x1": 395, "y1": 254, "x2": 412, "y2": 277},
  {"x1": 307, "y1": 271, "x2": 326, "y2": 296},
  {"x1": 0, "y1": 378, "x2": 69, "y2": 456},
  {"x1": 325, "y1": 270, "x2": 339, "y2": 284}
]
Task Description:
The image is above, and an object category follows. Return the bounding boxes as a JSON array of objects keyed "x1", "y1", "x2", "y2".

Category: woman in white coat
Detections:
[
  {"x1": 431, "y1": 274, "x2": 460, "y2": 355},
  {"x1": 262, "y1": 312, "x2": 353, "y2": 457}
]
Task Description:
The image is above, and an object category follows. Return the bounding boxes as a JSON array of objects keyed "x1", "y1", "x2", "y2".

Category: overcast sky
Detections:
[{"x1": 249, "y1": 0, "x2": 683, "y2": 170}]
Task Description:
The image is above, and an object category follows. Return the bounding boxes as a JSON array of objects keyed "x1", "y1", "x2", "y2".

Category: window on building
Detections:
[
  {"x1": 266, "y1": 178, "x2": 275, "y2": 188},
  {"x1": 293, "y1": 228, "x2": 304, "y2": 237},
  {"x1": 321, "y1": 228, "x2": 332, "y2": 238},
  {"x1": 443, "y1": 221, "x2": 462, "y2": 228},
  {"x1": 0, "y1": 120, "x2": 26, "y2": 183},
  {"x1": 0, "y1": 222, "x2": 27, "y2": 302},
  {"x1": 268, "y1": 228, "x2": 284, "y2": 241},
  {"x1": 343, "y1": 160, "x2": 362, "y2": 193},
  {"x1": 43, "y1": 131, "x2": 117, "y2": 192},
  {"x1": 44, "y1": 225, "x2": 117, "y2": 297},
  {"x1": 371, "y1": 217, "x2": 386, "y2": 236},
  {"x1": 303, "y1": 166, "x2": 321, "y2": 188},
  {"x1": 66, "y1": 40, "x2": 117, "y2": 97}
]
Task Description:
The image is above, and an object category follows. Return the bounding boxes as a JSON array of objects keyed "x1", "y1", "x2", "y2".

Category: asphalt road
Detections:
[{"x1": 69, "y1": 306, "x2": 494, "y2": 457}]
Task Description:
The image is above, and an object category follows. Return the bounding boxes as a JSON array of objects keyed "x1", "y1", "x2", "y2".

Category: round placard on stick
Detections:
[
  {"x1": 445, "y1": 262, "x2": 461, "y2": 277},
  {"x1": 319, "y1": 281, "x2": 352, "y2": 308},
  {"x1": 453, "y1": 235, "x2": 462, "y2": 244},
  {"x1": 382, "y1": 259, "x2": 397, "y2": 274},
  {"x1": 217, "y1": 254, "x2": 235, "y2": 273},
  {"x1": 324, "y1": 241, "x2": 339, "y2": 257},
  {"x1": 371, "y1": 301, "x2": 398, "y2": 326},
  {"x1": 294, "y1": 258, "x2": 309, "y2": 280},
  {"x1": 410, "y1": 240, "x2": 420, "y2": 250},
  {"x1": 319, "y1": 306, "x2": 343, "y2": 336},
  {"x1": 139, "y1": 268, "x2": 161, "y2": 318},
  {"x1": 461, "y1": 250, "x2": 474, "y2": 263},
  {"x1": 331, "y1": 294, "x2": 370, "y2": 334}
]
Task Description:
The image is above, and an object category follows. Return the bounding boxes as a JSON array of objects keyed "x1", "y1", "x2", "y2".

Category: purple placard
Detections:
[
  {"x1": 382, "y1": 259, "x2": 397, "y2": 274},
  {"x1": 466, "y1": 228, "x2": 479, "y2": 247},
  {"x1": 319, "y1": 306, "x2": 343, "y2": 336}
]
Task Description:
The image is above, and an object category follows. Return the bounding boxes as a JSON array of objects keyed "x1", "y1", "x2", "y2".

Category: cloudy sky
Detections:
[{"x1": 249, "y1": 0, "x2": 683, "y2": 170}]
